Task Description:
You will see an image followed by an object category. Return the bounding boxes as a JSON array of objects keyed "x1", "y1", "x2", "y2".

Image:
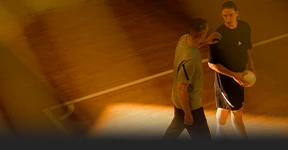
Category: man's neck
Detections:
[
  {"x1": 186, "y1": 35, "x2": 199, "y2": 47},
  {"x1": 225, "y1": 21, "x2": 238, "y2": 29}
]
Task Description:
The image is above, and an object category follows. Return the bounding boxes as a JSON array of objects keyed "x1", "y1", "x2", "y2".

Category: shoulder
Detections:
[
  {"x1": 238, "y1": 20, "x2": 251, "y2": 30},
  {"x1": 177, "y1": 34, "x2": 189, "y2": 45},
  {"x1": 182, "y1": 47, "x2": 194, "y2": 59},
  {"x1": 216, "y1": 23, "x2": 226, "y2": 32},
  {"x1": 180, "y1": 34, "x2": 189, "y2": 40},
  {"x1": 238, "y1": 20, "x2": 250, "y2": 26},
  {"x1": 182, "y1": 59, "x2": 195, "y2": 68}
]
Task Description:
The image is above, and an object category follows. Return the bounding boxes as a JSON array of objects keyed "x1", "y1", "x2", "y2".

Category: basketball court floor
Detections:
[{"x1": 0, "y1": 0, "x2": 287, "y2": 139}]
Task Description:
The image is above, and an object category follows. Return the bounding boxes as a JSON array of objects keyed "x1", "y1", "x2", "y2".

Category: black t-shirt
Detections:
[{"x1": 209, "y1": 20, "x2": 252, "y2": 92}]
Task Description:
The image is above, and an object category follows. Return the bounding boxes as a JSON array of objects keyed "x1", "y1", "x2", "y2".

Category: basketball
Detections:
[{"x1": 243, "y1": 70, "x2": 256, "y2": 87}]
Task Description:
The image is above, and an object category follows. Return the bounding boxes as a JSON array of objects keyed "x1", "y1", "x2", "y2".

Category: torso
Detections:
[
  {"x1": 172, "y1": 34, "x2": 203, "y2": 110},
  {"x1": 210, "y1": 20, "x2": 252, "y2": 92},
  {"x1": 212, "y1": 20, "x2": 251, "y2": 72}
]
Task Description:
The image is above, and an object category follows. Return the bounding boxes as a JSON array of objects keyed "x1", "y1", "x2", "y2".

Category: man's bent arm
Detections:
[
  {"x1": 177, "y1": 82, "x2": 192, "y2": 116},
  {"x1": 208, "y1": 63, "x2": 236, "y2": 78}
]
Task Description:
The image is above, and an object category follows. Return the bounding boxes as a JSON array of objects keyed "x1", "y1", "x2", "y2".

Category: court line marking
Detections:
[
  {"x1": 46, "y1": 33, "x2": 288, "y2": 110},
  {"x1": 42, "y1": 33, "x2": 288, "y2": 134},
  {"x1": 42, "y1": 108, "x2": 69, "y2": 134}
]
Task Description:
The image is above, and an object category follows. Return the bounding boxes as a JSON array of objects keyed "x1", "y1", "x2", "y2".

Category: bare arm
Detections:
[
  {"x1": 198, "y1": 31, "x2": 222, "y2": 49},
  {"x1": 208, "y1": 62, "x2": 249, "y2": 87},
  {"x1": 245, "y1": 23, "x2": 254, "y2": 73},
  {"x1": 198, "y1": 39, "x2": 209, "y2": 49},
  {"x1": 246, "y1": 50, "x2": 255, "y2": 73},
  {"x1": 198, "y1": 43, "x2": 206, "y2": 49},
  {"x1": 177, "y1": 61, "x2": 195, "y2": 125},
  {"x1": 178, "y1": 82, "x2": 193, "y2": 125},
  {"x1": 208, "y1": 63, "x2": 236, "y2": 78},
  {"x1": 177, "y1": 82, "x2": 191, "y2": 116}
]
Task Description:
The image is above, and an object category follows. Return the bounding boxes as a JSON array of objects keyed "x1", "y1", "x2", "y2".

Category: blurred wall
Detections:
[{"x1": 0, "y1": 0, "x2": 86, "y2": 22}]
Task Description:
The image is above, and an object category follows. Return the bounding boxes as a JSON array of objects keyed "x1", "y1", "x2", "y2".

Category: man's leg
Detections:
[
  {"x1": 162, "y1": 107, "x2": 186, "y2": 140},
  {"x1": 186, "y1": 107, "x2": 211, "y2": 140},
  {"x1": 215, "y1": 89, "x2": 230, "y2": 137},
  {"x1": 231, "y1": 107, "x2": 248, "y2": 139},
  {"x1": 216, "y1": 108, "x2": 229, "y2": 137}
]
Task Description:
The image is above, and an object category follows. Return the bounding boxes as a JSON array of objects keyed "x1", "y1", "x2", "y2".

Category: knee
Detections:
[
  {"x1": 216, "y1": 117, "x2": 227, "y2": 125},
  {"x1": 231, "y1": 107, "x2": 244, "y2": 119},
  {"x1": 216, "y1": 108, "x2": 229, "y2": 125}
]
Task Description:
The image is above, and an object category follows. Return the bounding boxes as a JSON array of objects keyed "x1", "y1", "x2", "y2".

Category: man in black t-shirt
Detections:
[{"x1": 208, "y1": 1, "x2": 256, "y2": 139}]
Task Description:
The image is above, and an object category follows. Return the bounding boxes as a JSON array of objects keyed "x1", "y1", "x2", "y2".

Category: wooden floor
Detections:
[{"x1": 0, "y1": 0, "x2": 288, "y2": 138}]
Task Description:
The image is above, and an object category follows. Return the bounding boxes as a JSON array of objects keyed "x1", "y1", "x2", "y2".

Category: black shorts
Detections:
[{"x1": 215, "y1": 87, "x2": 244, "y2": 110}]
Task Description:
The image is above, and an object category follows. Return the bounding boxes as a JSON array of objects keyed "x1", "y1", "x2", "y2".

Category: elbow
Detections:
[
  {"x1": 208, "y1": 62, "x2": 215, "y2": 69},
  {"x1": 177, "y1": 83, "x2": 188, "y2": 93},
  {"x1": 178, "y1": 85, "x2": 186, "y2": 92},
  {"x1": 208, "y1": 62, "x2": 219, "y2": 72}
]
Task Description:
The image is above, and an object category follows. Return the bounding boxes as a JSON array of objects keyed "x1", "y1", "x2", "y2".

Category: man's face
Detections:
[
  {"x1": 222, "y1": 8, "x2": 238, "y2": 26},
  {"x1": 199, "y1": 25, "x2": 209, "y2": 42}
]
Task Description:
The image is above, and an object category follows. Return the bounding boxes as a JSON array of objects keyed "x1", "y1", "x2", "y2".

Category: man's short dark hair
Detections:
[
  {"x1": 189, "y1": 18, "x2": 208, "y2": 36},
  {"x1": 221, "y1": 1, "x2": 238, "y2": 11}
]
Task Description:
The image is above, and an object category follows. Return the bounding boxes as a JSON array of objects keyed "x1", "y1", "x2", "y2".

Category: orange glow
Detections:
[{"x1": 87, "y1": 103, "x2": 288, "y2": 139}]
